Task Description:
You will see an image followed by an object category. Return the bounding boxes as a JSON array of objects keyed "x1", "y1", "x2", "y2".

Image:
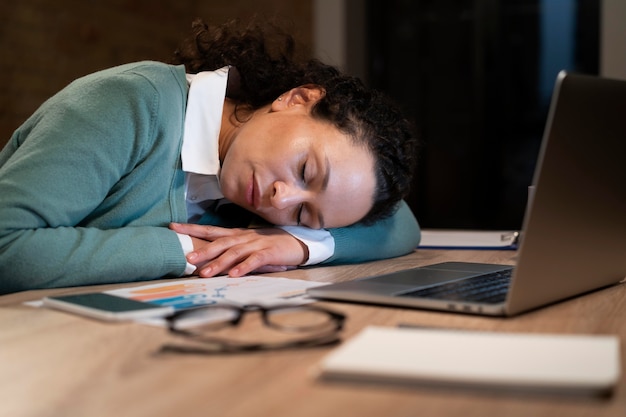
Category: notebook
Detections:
[
  {"x1": 315, "y1": 326, "x2": 620, "y2": 396},
  {"x1": 307, "y1": 71, "x2": 626, "y2": 316}
]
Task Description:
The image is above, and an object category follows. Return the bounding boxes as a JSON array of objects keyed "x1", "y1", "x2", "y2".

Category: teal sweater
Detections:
[{"x1": 0, "y1": 62, "x2": 420, "y2": 294}]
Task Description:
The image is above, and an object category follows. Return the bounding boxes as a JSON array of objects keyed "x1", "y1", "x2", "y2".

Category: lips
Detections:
[
  {"x1": 246, "y1": 175, "x2": 254, "y2": 207},
  {"x1": 246, "y1": 173, "x2": 260, "y2": 210}
]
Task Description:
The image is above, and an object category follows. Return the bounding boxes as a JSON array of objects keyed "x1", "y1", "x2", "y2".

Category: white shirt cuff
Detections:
[
  {"x1": 176, "y1": 233, "x2": 197, "y2": 275},
  {"x1": 278, "y1": 226, "x2": 334, "y2": 265}
]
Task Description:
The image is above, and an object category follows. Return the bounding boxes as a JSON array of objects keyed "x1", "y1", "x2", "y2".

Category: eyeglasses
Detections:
[{"x1": 159, "y1": 304, "x2": 346, "y2": 354}]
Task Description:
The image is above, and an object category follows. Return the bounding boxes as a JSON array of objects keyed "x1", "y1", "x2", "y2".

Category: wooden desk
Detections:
[{"x1": 1, "y1": 249, "x2": 624, "y2": 417}]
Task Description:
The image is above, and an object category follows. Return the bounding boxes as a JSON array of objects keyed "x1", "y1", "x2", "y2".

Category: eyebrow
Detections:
[{"x1": 317, "y1": 156, "x2": 330, "y2": 229}]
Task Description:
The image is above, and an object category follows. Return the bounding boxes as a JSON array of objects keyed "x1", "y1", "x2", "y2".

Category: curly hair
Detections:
[{"x1": 171, "y1": 18, "x2": 418, "y2": 225}]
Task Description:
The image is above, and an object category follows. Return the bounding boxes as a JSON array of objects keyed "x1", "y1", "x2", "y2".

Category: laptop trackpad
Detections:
[
  {"x1": 369, "y1": 268, "x2": 473, "y2": 287},
  {"x1": 330, "y1": 269, "x2": 475, "y2": 296}
]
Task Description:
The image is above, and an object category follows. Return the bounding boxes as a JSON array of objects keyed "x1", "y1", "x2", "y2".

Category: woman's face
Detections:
[{"x1": 218, "y1": 88, "x2": 376, "y2": 229}]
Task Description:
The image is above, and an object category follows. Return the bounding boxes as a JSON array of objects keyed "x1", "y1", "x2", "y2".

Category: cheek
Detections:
[
  {"x1": 322, "y1": 160, "x2": 377, "y2": 226},
  {"x1": 217, "y1": 160, "x2": 240, "y2": 202},
  {"x1": 324, "y1": 195, "x2": 373, "y2": 227},
  {"x1": 258, "y1": 211, "x2": 288, "y2": 225}
]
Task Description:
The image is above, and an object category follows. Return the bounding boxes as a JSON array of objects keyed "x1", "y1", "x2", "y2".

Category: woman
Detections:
[{"x1": 0, "y1": 19, "x2": 420, "y2": 294}]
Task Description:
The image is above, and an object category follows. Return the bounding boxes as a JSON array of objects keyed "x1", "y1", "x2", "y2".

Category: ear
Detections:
[{"x1": 271, "y1": 85, "x2": 326, "y2": 112}]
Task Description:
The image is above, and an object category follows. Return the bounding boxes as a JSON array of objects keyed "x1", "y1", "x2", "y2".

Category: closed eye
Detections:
[
  {"x1": 300, "y1": 160, "x2": 307, "y2": 183},
  {"x1": 296, "y1": 204, "x2": 304, "y2": 225},
  {"x1": 296, "y1": 160, "x2": 307, "y2": 225}
]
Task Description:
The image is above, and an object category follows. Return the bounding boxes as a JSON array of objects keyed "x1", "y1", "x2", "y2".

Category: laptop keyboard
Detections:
[{"x1": 399, "y1": 268, "x2": 513, "y2": 304}]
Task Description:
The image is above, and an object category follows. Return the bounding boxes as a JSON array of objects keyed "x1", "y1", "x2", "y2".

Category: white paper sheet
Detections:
[{"x1": 107, "y1": 276, "x2": 325, "y2": 310}]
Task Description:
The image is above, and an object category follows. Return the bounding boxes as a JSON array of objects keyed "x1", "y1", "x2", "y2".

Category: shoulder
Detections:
[
  {"x1": 10, "y1": 62, "x2": 188, "y2": 153},
  {"x1": 42, "y1": 61, "x2": 189, "y2": 127},
  {"x1": 69, "y1": 61, "x2": 187, "y2": 99},
  {"x1": 22, "y1": 62, "x2": 189, "y2": 146},
  {"x1": 110, "y1": 61, "x2": 186, "y2": 85}
]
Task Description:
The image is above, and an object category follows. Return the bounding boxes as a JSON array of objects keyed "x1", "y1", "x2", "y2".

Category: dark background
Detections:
[
  {"x1": 365, "y1": 0, "x2": 599, "y2": 230},
  {"x1": 0, "y1": 0, "x2": 313, "y2": 151}
]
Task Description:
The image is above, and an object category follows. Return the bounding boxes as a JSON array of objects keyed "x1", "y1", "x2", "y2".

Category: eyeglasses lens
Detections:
[
  {"x1": 170, "y1": 306, "x2": 239, "y2": 331},
  {"x1": 266, "y1": 307, "x2": 337, "y2": 332}
]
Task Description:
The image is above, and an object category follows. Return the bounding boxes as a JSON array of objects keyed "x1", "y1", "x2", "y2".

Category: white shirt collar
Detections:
[{"x1": 181, "y1": 66, "x2": 229, "y2": 176}]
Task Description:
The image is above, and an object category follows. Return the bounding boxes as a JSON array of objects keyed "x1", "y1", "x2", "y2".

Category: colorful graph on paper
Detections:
[{"x1": 106, "y1": 276, "x2": 326, "y2": 310}]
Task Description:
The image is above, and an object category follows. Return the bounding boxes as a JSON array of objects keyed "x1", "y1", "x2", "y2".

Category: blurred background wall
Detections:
[{"x1": 0, "y1": 0, "x2": 312, "y2": 150}]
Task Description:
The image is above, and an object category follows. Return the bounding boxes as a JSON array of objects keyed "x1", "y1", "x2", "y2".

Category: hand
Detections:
[{"x1": 169, "y1": 223, "x2": 308, "y2": 277}]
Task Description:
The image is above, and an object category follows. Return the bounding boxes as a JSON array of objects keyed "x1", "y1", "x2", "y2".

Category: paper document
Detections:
[
  {"x1": 105, "y1": 276, "x2": 326, "y2": 327},
  {"x1": 418, "y1": 229, "x2": 519, "y2": 249},
  {"x1": 30, "y1": 276, "x2": 325, "y2": 327},
  {"x1": 107, "y1": 276, "x2": 325, "y2": 310},
  {"x1": 315, "y1": 326, "x2": 620, "y2": 396}
]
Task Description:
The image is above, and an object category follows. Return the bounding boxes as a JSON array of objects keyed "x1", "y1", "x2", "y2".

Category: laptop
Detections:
[{"x1": 308, "y1": 71, "x2": 626, "y2": 316}]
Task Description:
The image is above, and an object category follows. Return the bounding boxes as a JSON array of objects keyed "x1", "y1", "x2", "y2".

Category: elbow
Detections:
[{"x1": 0, "y1": 233, "x2": 39, "y2": 294}]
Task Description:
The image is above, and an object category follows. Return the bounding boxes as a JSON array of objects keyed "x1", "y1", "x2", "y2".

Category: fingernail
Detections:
[{"x1": 187, "y1": 253, "x2": 197, "y2": 261}]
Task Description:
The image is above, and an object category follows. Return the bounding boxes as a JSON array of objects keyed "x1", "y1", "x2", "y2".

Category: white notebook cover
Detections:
[{"x1": 315, "y1": 326, "x2": 620, "y2": 396}]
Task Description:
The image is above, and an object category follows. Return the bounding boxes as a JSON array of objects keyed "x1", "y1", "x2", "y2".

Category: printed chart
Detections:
[{"x1": 107, "y1": 276, "x2": 326, "y2": 310}]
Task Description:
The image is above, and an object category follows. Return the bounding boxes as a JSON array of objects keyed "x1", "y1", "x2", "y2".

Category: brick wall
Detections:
[{"x1": 0, "y1": 0, "x2": 312, "y2": 148}]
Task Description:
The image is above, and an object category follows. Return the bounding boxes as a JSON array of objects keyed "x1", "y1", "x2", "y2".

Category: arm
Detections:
[
  {"x1": 324, "y1": 200, "x2": 420, "y2": 264},
  {"x1": 169, "y1": 223, "x2": 307, "y2": 277},
  {"x1": 279, "y1": 201, "x2": 420, "y2": 265},
  {"x1": 0, "y1": 63, "x2": 189, "y2": 293},
  {"x1": 170, "y1": 200, "x2": 420, "y2": 277}
]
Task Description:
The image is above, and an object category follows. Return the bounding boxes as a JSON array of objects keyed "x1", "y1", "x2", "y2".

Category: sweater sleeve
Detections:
[
  {"x1": 323, "y1": 200, "x2": 421, "y2": 265},
  {"x1": 0, "y1": 63, "x2": 188, "y2": 294}
]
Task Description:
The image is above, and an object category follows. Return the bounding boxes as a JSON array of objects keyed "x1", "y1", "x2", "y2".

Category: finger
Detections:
[
  {"x1": 170, "y1": 223, "x2": 235, "y2": 240},
  {"x1": 225, "y1": 237, "x2": 306, "y2": 276},
  {"x1": 226, "y1": 249, "x2": 276, "y2": 277},
  {"x1": 187, "y1": 234, "x2": 248, "y2": 265},
  {"x1": 251, "y1": 265, "x2": 290, "y2": 273},
  {"x1": 198, "y1": 245, "x2": 271, "y2": 278}
]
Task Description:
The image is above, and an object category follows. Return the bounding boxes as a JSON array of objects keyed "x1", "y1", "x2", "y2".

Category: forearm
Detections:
[
  {"x1": 324, "y1": 200, "x2": 421, "y2": 265},
  {"x1": 0, "y1": 226, "x2": 187, "y2": 294}
]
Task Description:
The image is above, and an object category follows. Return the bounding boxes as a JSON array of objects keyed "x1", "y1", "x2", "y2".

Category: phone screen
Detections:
[
  {"x1": 43, "y1": 292, "x2": 174, "y2": 321},
  {"x1": 50, "y1": 293, "x2": 161, "y2": 312}
]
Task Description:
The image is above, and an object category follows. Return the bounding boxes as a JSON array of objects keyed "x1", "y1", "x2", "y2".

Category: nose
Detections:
[{"x1": 270, "y1": 181, "x2": 309, "y2": 210}]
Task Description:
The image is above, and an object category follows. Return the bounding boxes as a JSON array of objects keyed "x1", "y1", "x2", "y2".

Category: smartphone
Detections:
[{"x1": 42, "y1": 292, "x2": 174, "y2": 322}]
